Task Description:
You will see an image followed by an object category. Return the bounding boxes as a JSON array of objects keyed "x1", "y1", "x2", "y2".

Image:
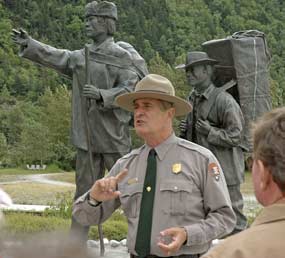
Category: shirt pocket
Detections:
[
  {"x1": 160, "y1": 179, "x2": 193, "y2": 216},
  {"x1": 119, "y1": 183, "x2": 143, "y2": 218}
]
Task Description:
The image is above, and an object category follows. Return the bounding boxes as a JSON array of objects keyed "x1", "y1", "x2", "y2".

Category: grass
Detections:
[
  {"x1": 2, "y1": 210, "x2": 127, "y2": 241},
  {"x1": 0, "y1": 170, "x2": 75, "y2": 204},
  {"x1": 241, "y1": 171, "x2": 254, "y2": 195},
  {"x1": 1, "y1": 182, "x2": 75, "y2": 205},
  {"x1": 46, "y1": 172, "x2": 75, "y2": 184},
  {"x1": 2, "y1": 212, "x2": 70, "y2": 238}
]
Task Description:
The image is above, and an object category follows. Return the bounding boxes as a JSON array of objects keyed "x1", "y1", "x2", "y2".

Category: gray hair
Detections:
[
  {"x1": 159, "y1": 100, "x2": 174, "y2": 112},
  {"x1": 253, "y1": 107, "x2": 285, "y2": 192}
]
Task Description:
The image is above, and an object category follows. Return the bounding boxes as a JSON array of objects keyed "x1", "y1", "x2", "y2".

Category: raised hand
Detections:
[
  {"x1": 89, "y1": 169, "x2": 128, "y2": 202},
  {"x1": 11, "y1": 28, "x2": 30, "y2": 47}
]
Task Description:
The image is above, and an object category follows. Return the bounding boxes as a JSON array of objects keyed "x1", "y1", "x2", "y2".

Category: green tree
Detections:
[
  {"x1": 38, "y1": 85, "x2": 75, "y2": 170},
  {"x1": 0, "y1": 132, "x2": 8, "y2": 165},
  {"x1": 13, "y1": 120, "x2": 51, "y2": 166}
]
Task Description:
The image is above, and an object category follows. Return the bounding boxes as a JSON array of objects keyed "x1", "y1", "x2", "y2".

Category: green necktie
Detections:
[{"x1": 135, "y1": 149, "x2": 157, "y2": 258}]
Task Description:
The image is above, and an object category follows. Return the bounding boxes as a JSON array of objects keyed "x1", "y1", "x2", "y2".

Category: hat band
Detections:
[{"x1": 136, "y1": 89, "x2": 173, "y2": 95}]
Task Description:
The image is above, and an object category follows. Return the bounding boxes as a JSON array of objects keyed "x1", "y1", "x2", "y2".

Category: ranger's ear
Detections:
[{"x1": 256, "y1": 159, "x2": 270, "y2": 191}]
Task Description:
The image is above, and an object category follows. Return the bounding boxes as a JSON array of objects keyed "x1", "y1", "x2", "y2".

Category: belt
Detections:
[{"x1": 130, "y1": 254, "x2": 200, "y2": 258}]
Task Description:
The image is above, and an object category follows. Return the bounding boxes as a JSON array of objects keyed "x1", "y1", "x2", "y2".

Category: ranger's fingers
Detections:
[{"x1": 116, "y1": 169, "x2": 128, "y2": 182}]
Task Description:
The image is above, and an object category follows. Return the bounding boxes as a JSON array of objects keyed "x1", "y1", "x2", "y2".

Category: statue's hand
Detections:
[
  {"x1": 83, "y1": 84, "x2": 101, "y2": 100},
  {"x1": 179, "y1": 119, "x2": 187, "y2": 133},
  {"x1": 11, "y1": 28, "x2": 30, "y2": 47},
  {"x1": 195, "y1": 118, "x2": 211, "y2": 136}
]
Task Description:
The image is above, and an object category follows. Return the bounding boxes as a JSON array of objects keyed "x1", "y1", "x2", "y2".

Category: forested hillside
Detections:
[{"x1": 0, "y1": 0, "x2": 284, "y2": 168}]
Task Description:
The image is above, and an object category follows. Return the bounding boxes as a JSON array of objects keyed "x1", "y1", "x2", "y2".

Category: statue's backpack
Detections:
[{"x1": 202, "y1": 30, "x2": 272, "y2": 153}]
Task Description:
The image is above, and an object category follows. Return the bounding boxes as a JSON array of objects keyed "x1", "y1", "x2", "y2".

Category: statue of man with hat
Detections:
[
  {"x1": 73, "y1": 73, "x2": 236, "y2": 258},
  {"x1": 177, "y1": 51, "x2": 247, "y2": 235},
  {"x1": 11, "y1": 1, "x2": 148, "y2": 243}
]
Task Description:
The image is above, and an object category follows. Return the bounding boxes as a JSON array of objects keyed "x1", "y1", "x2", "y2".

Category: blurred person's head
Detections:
[
  {"x1": 0, "y1": 188, "x2": 12, "y2": 227},
  {"x1": 1, "y1": 231, "x2": 94, "y2": 258},
  {"x1": 251, "y1": 107, "x2": 285, "y2": 206}
]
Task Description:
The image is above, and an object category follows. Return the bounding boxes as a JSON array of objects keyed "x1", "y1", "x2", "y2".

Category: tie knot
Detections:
[{"x1": 149, "y1": 149, "x2": 156, "y2": 157}]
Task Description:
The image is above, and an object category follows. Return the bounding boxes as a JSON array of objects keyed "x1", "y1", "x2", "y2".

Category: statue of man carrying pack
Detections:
[
  {"x1": 178, "y1": 51, "x2": 247, "y2": 235},
  {"x1": 11, "y1": 0, "x2": 148, "y2": 245}
]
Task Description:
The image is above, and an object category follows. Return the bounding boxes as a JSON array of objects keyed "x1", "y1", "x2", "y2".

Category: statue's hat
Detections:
[
  {"x1": 176, "y1": 51, "x2": 218, "y2": 69},
  {"x1": 85, "y1": 1, "x2": 118, "y2": 20}
]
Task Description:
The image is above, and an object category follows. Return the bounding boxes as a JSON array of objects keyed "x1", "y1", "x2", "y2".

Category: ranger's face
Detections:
[{"x1": 133, "y1": 98, "x2": 173, "y2": 140}]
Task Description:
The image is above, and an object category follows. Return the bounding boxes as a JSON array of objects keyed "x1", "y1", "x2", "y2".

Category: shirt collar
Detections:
[
  {"x1": 145, "y1": 133, "x2": 178, "y2": 161},
  {"x1": 200, "y1": 83, "x2": 215, "y2": 100},
  {"x1": 189, "y1": 84, "x2": 215, "y2": 100},
  {"x1": 251, "y1": 203, "x2": 285, "y2": 227}
]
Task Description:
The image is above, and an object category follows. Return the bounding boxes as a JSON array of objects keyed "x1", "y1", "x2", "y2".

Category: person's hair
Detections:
[
  {"x1": 97, "y1": 16, "x2": 116, "y2": 35},
  {"x1": 159, "y1": 100, "x2": 173, "y2": 112},
  {"x1": 252, "y1": 107, "x2": 285, "y2": 192}
]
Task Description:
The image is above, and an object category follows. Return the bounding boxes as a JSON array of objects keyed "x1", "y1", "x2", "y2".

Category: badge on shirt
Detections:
[
  {"x1": 127, "y1": 177, "x2": 138, "y2": 185},
  {"x1": 172, "y1": 163, "x2": 182, "y2": 174},
  {"x1": 208, "y1": 163, "x2": 220, "y2": 181}
]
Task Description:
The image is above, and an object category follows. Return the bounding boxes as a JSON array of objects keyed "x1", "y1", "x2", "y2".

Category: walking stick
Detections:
[{"x1": 85, "y1": 44, "x2": 105, "y2": 256}]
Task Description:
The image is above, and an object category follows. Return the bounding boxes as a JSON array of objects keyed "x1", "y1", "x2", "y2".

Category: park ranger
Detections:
[{"x1": 73, "y1": 74, "x2": 236, "y2": 258}]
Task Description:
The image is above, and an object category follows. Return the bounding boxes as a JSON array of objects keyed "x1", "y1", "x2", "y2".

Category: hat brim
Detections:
[
  {"x1": 176, "y1": 59, "x2": 219, "y2": 69},
  {"x1": 115, "y1": 91, "x2": 192, "y2": 117}
]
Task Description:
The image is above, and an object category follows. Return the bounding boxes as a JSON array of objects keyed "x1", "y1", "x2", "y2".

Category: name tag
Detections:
[{"x1": 127, "y1": 177, "x2": 138, "y2": 185}]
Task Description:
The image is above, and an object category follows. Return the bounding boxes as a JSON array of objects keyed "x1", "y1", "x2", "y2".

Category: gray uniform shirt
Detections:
[
  {"x1": 184, "y1": 84, "x2": 245, "y2": 185},
  {"x1": 19, "y1": 37, "x2": 140, "y2": 153},
  {"x1": 73, "y1": 134, "x2": 235, "y2": 256}
]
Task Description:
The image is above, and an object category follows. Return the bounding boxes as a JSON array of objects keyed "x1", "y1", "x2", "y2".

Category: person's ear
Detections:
[
  {"x1": 256, "y1": 160, "x2": 271, "y2": 191},
  {"x1": 168, "y1": 107, "x2": 175, "y2": 119}
]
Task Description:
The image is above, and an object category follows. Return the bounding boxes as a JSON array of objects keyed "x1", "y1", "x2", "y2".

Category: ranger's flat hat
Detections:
[
  {"x1": 176, "y1": 51, "x2": 218, "y2": 69},
  {"x1": 115, "y1": 74, "x2": 192, "y2": 117},
  {"x1": 85, "y1": 1, "x2": 118, "y2": 20}
]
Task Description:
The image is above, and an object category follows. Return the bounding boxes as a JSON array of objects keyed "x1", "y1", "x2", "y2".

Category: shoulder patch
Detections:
[{"x1": 208, "y1": 162, "x2": 220, "y2": 181}]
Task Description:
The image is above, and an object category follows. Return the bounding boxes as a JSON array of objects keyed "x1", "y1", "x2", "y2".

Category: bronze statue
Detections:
[
  {"x1": 11, "y1": 0, "x2": 148, "y2": 247},
  {"x1": 178, "y1": 51, "x2": 247, "y2": 235}
]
